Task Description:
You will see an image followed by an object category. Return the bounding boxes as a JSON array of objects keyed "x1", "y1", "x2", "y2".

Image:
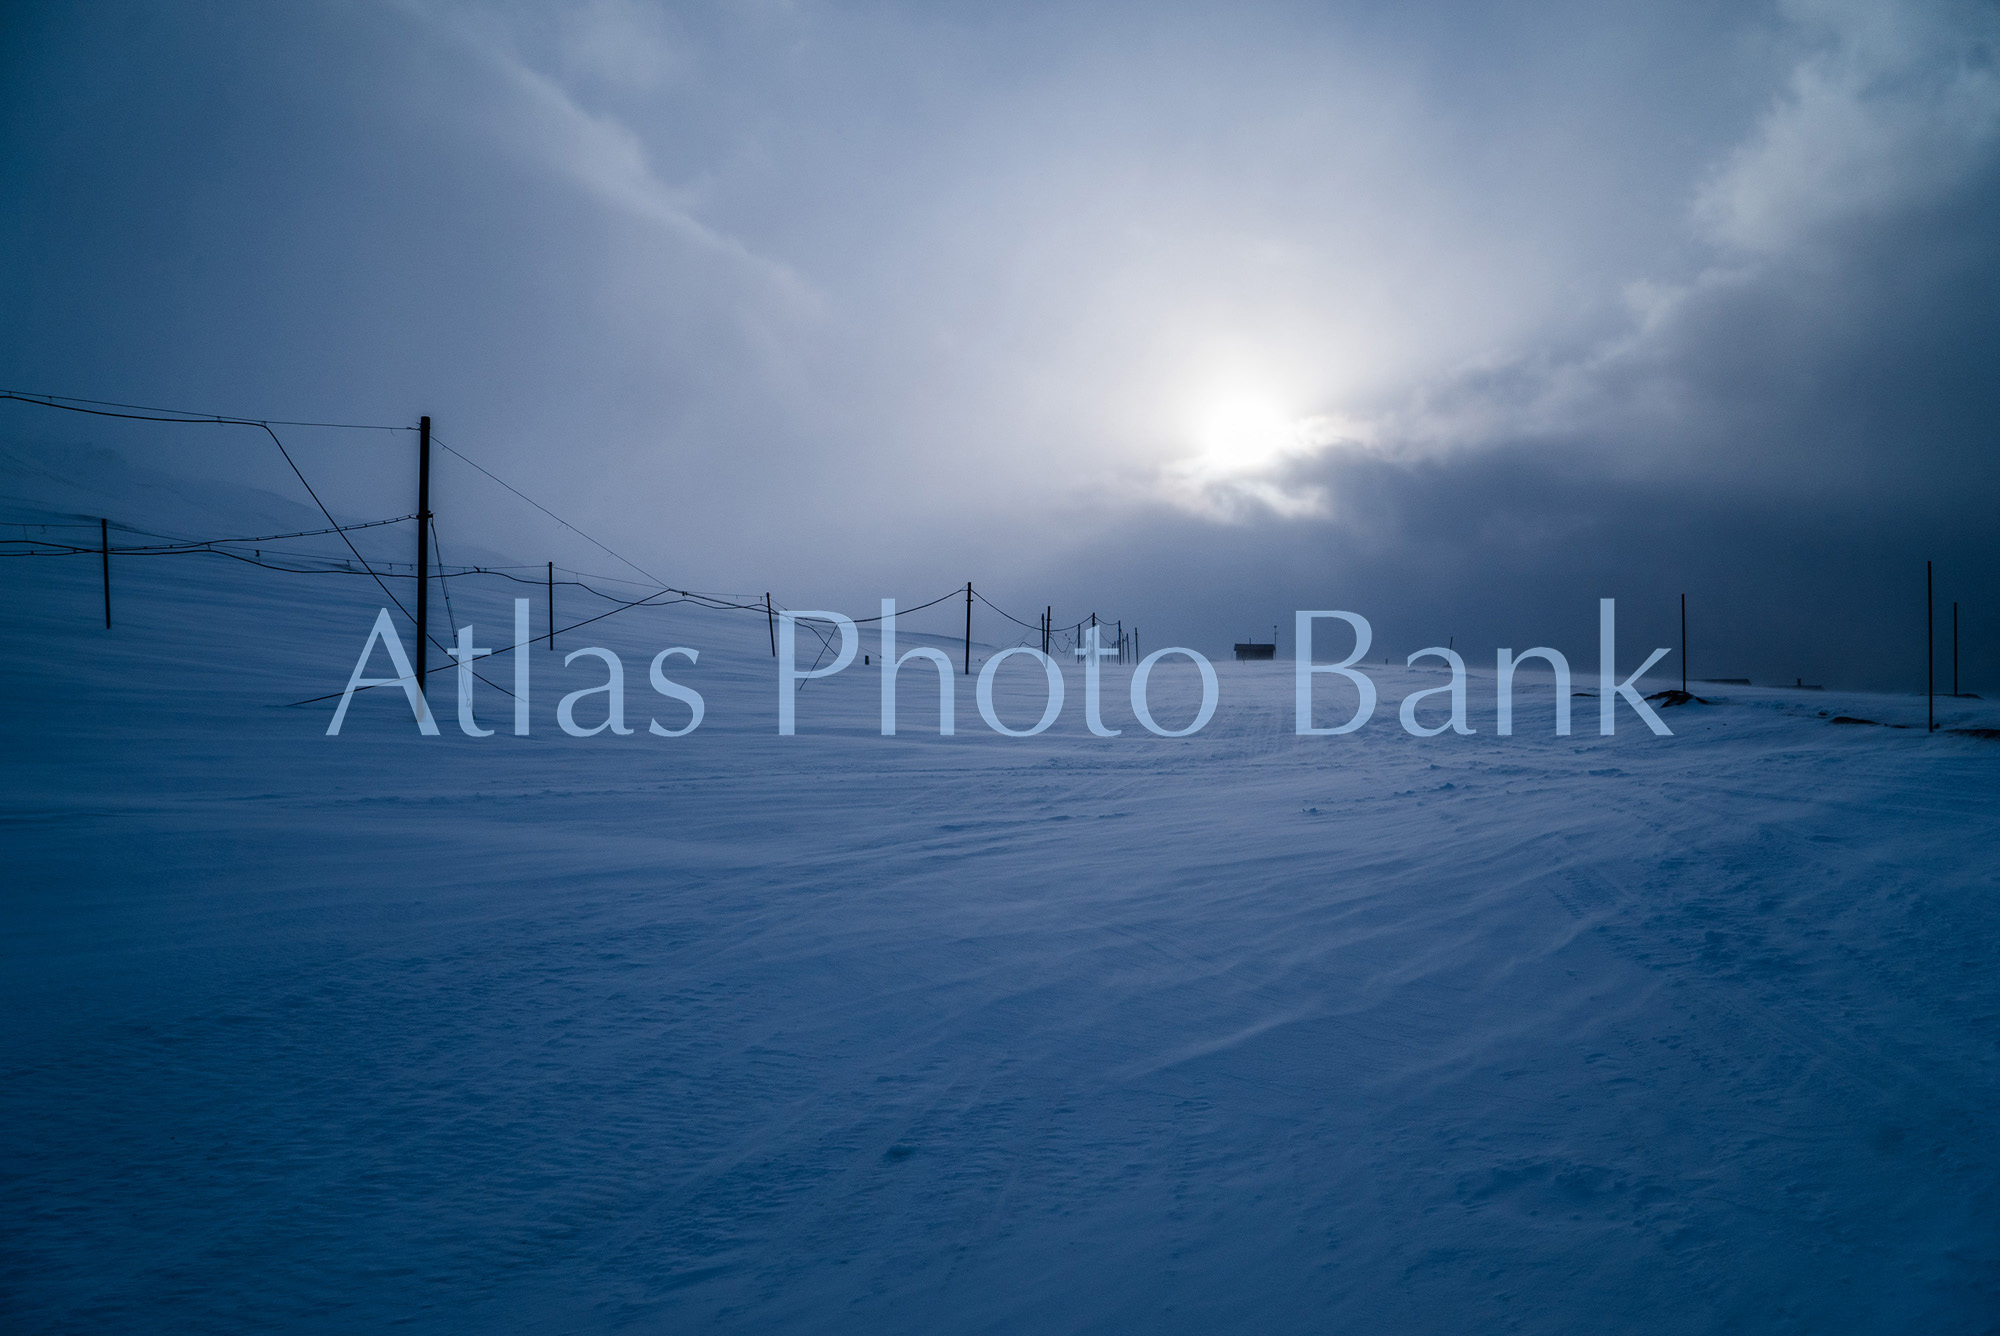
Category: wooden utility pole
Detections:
[
  {"x1": 547, "y1": 562, "x2": 555, "y2": 650},
  {"x1": 1927, "y1": 560, "x2": 1935, "y2": 732},
  {"x1": 1953, "y1": 601, "x2": 1960, "y2": 697},
  {"x1": 963, "y1": 582, "x2": 973, "y2": 675},
  {"x1": 1044, "y1": 606, "x2": 1051, "y2": 656},
  {"x1": 1681, "y1": 594, "x2": 1687, "y2": 693},
  {"x1": 100, "y1": 518, "x2": 110, "y2": 629},
  {"x1": 415, "y1": 416, "x2": 432, "y2": 692},
  {"x1": 766, "y1": 593, "x2": 776, "y2": 657}
]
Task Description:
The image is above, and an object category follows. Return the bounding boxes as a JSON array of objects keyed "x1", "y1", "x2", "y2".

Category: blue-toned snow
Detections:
[{"x1": 3, "y1": 449, "x2": 1997, "y2": 1333}]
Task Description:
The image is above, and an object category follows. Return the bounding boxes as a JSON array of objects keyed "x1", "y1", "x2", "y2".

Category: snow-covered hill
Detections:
[{"x1": 3, "y1": 452, "x2": 1996, "y2": 1334}]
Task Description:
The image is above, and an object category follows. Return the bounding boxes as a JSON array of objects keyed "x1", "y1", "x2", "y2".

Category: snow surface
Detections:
[{"x1": 3, "y1": 450, "x2": 1998, "y2": 1333}]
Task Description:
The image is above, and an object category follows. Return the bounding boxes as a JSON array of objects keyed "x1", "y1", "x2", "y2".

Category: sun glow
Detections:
[
  {"x1": 1188, "y1": 386, "x2": 1300, "y2": 474},
  {"x1": 1155, "y1": 375, "x2": 1372, "y2": 519}
]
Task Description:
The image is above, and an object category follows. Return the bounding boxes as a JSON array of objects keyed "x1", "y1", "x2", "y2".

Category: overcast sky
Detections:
[{"x1": 3, "y1": 0, "x2": 1996, "y2": 688}]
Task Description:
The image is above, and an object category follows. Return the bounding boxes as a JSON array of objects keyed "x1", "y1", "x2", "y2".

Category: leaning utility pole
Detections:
[{"x1": 415, "y1": 416, "x2": 432, "y2": 693}]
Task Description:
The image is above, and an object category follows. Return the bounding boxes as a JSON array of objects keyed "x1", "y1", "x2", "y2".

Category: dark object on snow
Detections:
[
  {"x1": 1954, "y1": 693, "x2": 1983, "y2": 700},
  {"x1": 1831, "y1": 716, "x2": 1880, "y2": 725},
  {"x1": 1792, "y1": 678, "x2": 1824, "y2": 690},
  {"x1": 1234, "y1": 642, "x2": 1276, "y2": 661},
  {"x1": 1644, "y1": 689, "x2": 1709, "y2": 707},
  {"x1": 1949, "y1": 727, "x2": 2000, "y2": 740},
  {"x1": 1701, "y1": 677, "x2": 1752, "y2": 685}
]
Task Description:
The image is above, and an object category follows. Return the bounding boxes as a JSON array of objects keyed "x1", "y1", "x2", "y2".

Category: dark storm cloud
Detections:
[
  {"x1": 1066, "y1": 143, "x2": 2000, "y2": 693},
  {"x1": 1079, "y1": 0, "x2": 2000, "y2": 690}
]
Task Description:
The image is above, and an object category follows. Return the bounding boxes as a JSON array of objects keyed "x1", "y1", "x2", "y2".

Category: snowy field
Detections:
[{"x1": 3, "y1": 452, "x2": 1998, "y2": 1333}]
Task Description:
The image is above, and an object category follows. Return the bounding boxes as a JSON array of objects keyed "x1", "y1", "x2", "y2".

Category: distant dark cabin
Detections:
[{"x1": 1234, "y1": 642, "x2": 1277, "y2": 661}]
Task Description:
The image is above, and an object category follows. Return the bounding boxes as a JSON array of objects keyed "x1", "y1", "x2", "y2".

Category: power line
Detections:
[
  {"x1": 7, "y1": 389, "x2": 1142, "y2": 702},
  {"x1": 0, "y1": 393, "x2": 412, "y2": 620},
  {"x1": 15, "y1": 525, "x2": 1119, "y2": 679},
  {"x1": 6, "y1": 391, "x2": 1067, "y2": 634},
  {"x1": 0, "y1": 392, "x2": 675, "y2": 626},
  {"x1": 430, "y1": 434, "x2": 667, "y2": 589},
  {"x1": 0, "y1": 394, "x2": 528, "y2": 700},
  {"x1": 261, "y1": 419, "x2": 410, "y2": 620},
  {"x1": 431, "y1": 517, "x2": 459, "y2": 637},
  {"x1": 0, "y1": 514, "x2": 415, "y2": 554},
  {"x1": 972, "y1": 588, "x2": 1047, "y2": 631},
  {"x1": 1, "y1": 390, "x2": 412, "y2": 431}
]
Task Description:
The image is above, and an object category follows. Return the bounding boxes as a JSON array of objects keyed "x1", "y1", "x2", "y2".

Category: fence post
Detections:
[{"x1": 100, "y1": 517, "x2": 110, "y2": 629}]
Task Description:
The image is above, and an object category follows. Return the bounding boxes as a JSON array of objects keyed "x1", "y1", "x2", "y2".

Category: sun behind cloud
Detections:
[{"x1": 1158, "y1": 376, "x2": 1370, "y2": 519}]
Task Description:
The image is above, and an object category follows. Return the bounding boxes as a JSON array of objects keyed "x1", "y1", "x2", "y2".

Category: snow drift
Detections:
[{"x1": 2, "y1": 449, "x2": 1997, "y2": 1334}]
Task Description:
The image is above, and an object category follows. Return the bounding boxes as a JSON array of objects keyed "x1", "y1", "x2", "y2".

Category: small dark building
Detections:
[{"x1": 1234, "y1": 642, "x2": 1277, "y2": 661}]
